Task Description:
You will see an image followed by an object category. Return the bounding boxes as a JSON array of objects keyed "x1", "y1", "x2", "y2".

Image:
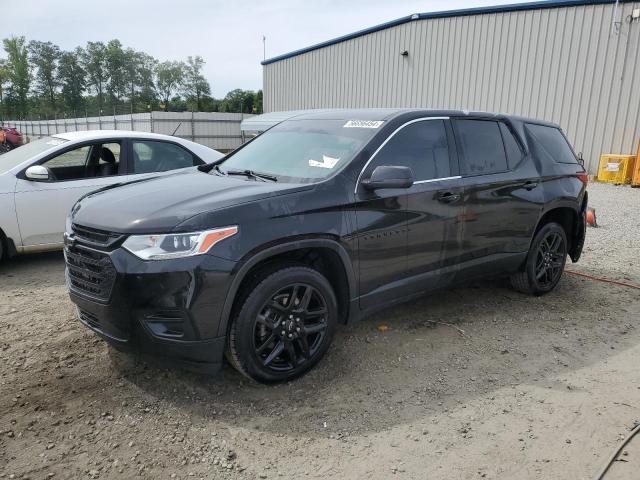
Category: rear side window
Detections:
[
  {"x1": 132, "y1": 140, "x2": 201, "y2": 174},
  {"x1": 499, "y1": 123, "x2": 524, "y2": 169},
  {"x1": 525, "y1": 124, "x2": 577, "y2": 164},
  {"x1": 454, "y1": 120, "x2": 508, "y2": 175},
  {"x1": 367, "y1": 119, "x2": 451, "y2": 181}
]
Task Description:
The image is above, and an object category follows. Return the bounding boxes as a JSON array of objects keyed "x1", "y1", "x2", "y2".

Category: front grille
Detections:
[
  {"x1": 65, "y1": 245, "x2": 116, "y2": 301},
  {"x1": 72, "y1": 224, "x2": 123, "y2": 248}
]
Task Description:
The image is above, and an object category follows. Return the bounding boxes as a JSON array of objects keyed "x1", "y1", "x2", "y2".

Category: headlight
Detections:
[{"x1": 122, "y1": 226, "x2": 238, "y2": 260}]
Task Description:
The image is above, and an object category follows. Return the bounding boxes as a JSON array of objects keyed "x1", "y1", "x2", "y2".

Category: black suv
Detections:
[{"x1": 65, "y1": 109, "x2": 588, "y2": 383}]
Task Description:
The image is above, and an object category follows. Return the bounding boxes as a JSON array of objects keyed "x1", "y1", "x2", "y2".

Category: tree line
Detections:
[{"x1": 0, "y1": 37, "x2": 263, "y2": 120}]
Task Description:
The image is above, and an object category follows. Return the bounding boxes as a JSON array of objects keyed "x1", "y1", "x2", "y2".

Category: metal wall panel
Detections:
[{"x1": 264, "y1": 2, "x2": 640, "y2": 173}]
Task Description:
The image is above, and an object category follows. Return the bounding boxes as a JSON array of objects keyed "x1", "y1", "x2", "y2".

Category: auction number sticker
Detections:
[{"x1": 343, "y1": 120, "x2": 384, "y2": 129}]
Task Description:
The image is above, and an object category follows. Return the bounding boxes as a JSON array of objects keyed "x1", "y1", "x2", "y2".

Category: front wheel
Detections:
[
  {"x1": 510, "y1": 222, "x2": 568, "y2": 295},
  {"x1": 226, "y1": 266, "x2": 338, "y2": 383}
]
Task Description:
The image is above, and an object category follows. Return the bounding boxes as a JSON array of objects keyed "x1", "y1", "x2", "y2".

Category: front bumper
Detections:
[{"x1": 66, "y1": 243, "x2": 237, "y2": 374}]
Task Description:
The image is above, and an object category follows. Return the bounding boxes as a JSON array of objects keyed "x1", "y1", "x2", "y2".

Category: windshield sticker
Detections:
[
  {"x1": 46, "y1": 139, "x2": 66, "y2": 146},
  {"x1": 343, "y1": 120, "x2": 384, "y2": 129},
  {"x1": 309, "y1": 155, "x2": 340, "y2": 169}
]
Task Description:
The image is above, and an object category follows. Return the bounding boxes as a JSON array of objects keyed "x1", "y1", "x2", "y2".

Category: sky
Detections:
[{"x1": 6, "y1": 0, "x2": 533, "y2": 98}]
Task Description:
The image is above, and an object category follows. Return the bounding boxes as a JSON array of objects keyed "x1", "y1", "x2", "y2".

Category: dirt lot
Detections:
[{"x1": 1, "y1": 182, "x2": 639, "y2": 480}]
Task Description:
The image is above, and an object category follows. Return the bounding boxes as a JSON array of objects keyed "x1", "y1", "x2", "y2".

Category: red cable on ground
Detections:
[{"x1": 565, "y1": 270, "x2": 640, "y2": 290}]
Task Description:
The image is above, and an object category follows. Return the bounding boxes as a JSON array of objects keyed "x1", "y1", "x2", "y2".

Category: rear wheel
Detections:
[
  {"x1": 510, "y1": 222, "x2": 567, "y2": 295},
  {"x1": 226, "y1": 266, "x2": 337, "y2": 383}
]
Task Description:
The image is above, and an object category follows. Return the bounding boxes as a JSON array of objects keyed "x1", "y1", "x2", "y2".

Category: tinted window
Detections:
[
  {"x1": 454, "y1": 120, "x2": 508, "y2": 175},
  {"x1": 132, "y1": 141, "x2": 199, "y2": 174},
  {"x1": 499, "y1": 123, "x2": 524, "y2": 169},
  {"x1": 525, "y1": 124, "x2": 577, "y2": 164},
  {"x1": 367, "y1": 120, "x2": 450, "y2": 181}
]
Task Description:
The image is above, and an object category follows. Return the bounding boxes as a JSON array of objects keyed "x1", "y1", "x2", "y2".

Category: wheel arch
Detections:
[
  {"x1": 521, "y1": 202, "x2": 581, "y2": 270},
  {"x1": 216, "y1": 237, "x2": 356, "y2": 338},
  {"x1": 0, "y1": 227, "x2": 18, "y2": 259}
]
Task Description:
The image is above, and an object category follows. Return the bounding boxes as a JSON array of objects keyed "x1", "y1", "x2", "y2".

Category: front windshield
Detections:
[
  {"x1": 219, "y1": 119, "x2": 383, "y2": 182},
  {"x1": 0, "y1": 136, "x2": 68, "y2": 174}
]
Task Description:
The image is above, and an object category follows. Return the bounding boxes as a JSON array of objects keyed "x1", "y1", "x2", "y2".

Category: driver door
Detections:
[
  {"x1": 354, "y1": 118, "x2": 462, "y2": 311},
  {"x1": 14, "y1": 141, "x2": 125, "y2": 247}
]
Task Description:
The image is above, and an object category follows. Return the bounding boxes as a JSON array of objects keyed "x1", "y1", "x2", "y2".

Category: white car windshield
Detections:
[{"x1": 0, "y1": 136, "x2": 68, "y2": 174}]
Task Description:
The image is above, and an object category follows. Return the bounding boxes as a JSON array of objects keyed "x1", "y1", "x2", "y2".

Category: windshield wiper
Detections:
[{"x1": 225, "y1": 169, "x2": 278, "y2": 182}]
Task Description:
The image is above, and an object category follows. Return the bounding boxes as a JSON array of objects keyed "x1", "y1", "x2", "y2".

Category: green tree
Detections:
[
  {"x1": 58, "y1": 48, "x2": 86, "y2": 114},
  {"x1": 219, "y1": 89, "x2": 255, "y2": 113},
  {"x1": 155, "y1": 61, "x2": 184, "y2": 111},
  {"x1": 0, "y1": 58, "x2": 9, "y2": 117},
  {"x1": 182, "y1": 55, "x2": 210, "y2": 111},
  {"x1": 28, "y1": 40, "x2": 61, "y2": 114},
  {"x1": 124, "y1": 49, "x2": 157, "y2": 110},
  {"x1": 3, "y1": 36, "x2": 31, "y2": 117},
  {"x1": 105, "y1": 39, "x2": 127, "y2": 106},
  {"x1": 81, "y1": 41, "x2": 108, "y2": 112},
  {"x1": 254, "y1": 90, "x2": 263, "y2": 114}
]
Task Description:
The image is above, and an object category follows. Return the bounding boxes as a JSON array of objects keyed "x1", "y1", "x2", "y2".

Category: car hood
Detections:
[{"x1": 72, "y1": 170, "x2": 311, "y2": 233}]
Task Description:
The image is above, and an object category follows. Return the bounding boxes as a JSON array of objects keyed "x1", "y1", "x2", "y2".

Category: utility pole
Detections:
[{"x1": 263, "y1": 36, "x2": 266, "y2": 61}]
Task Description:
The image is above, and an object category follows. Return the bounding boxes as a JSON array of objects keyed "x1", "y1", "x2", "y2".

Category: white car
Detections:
[{"x1": 0, "y1": 130, "x2": 223, "y2": 258}]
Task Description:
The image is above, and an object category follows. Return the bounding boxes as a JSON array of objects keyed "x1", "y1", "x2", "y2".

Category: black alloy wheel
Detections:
[
  {"x1": 226, "y1": 266, "x2": 337, "y2": 383},
  {"x1": 533, "y1": 230, "x2": 565, "y2": 289},
  {"x1": 253, "y1": 283, "x2": 328, "y2": 371},
  {"x1": 510, "y1": 222, "x2": 568, "y2": 295}
]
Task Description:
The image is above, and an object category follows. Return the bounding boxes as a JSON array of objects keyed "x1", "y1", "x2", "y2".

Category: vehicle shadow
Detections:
[
  {"x1": 0, "y1": 251, "x2": 65, "y2": 279},
  {"x1": 110, "y1": 273, "x2": 639, "y2": 437},
  {"x1": 4, "y1": 252, "x2": 637, "y2": 439}
]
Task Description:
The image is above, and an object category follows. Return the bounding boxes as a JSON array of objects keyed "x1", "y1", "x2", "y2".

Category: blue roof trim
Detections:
[{"x1": 262, "y1": 0, "x2": 624, "y2": 65}]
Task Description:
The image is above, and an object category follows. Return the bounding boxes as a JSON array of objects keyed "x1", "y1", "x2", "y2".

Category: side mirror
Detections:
[
  {"x1": 362, "y1": 165, "x2": 414, "y2": 190},
  {"x1": 25, "y1": 165, "x2": 51, "y2": 181},
  {"x1": 577, "y1": 152, "x2": 585, "y2": 166}
]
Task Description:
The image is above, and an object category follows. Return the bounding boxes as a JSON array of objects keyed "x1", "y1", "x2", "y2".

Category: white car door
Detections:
[{"x1": 14, "y1": 141, "x2": 125, "y2": 248}]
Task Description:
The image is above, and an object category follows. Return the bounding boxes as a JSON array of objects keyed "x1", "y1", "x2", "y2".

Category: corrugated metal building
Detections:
[{"x1": 261, "y1": 0, "x2": 640, "y2": 173}]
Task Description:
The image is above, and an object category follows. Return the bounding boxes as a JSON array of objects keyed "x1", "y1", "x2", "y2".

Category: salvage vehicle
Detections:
[
  {"x1": 0, "y1": 128, "x2": 8, "y2": 154},
  {"x1": 65, "y1": 109, "x2": 588, "y2": 383},
  {"x1": 1, "y1": 126, "x2": 24, "y2": 150},
  {"x1": 0, "y1": 130, "x2": 223, "y2": 258}
]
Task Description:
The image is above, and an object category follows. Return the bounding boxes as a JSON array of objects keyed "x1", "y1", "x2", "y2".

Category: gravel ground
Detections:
[{"x1": 1, "y1": 182, "x2": 639, "y2": 480}]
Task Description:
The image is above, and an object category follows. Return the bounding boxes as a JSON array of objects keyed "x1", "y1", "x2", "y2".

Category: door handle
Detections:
[
  {"x1": 522, "y1": 180, "x2": 539, "y2": 191},
  {"x1": 437, "y1": 191, "x2": 460, "y2": 203}
]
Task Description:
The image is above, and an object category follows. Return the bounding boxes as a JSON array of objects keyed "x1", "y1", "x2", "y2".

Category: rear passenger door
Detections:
[{"x1": 453, "y1": 118, "x2": 542, "y2": 278}]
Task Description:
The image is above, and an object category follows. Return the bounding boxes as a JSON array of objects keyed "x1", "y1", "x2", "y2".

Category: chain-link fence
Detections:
[{"x1": 2, "y1": 111, "x2": 253, "y2": 152}]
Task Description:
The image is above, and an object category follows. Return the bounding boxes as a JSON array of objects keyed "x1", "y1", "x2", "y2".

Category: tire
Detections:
[
  {"x1": 510, "y1": 222, "x2": 568, "y2": 295},
  {"x1": 0, "y1": 231, "x2": 5, "y2": 261},
  {"x1": 226, "y1": 266, "x2": 338, "y2": 383}
]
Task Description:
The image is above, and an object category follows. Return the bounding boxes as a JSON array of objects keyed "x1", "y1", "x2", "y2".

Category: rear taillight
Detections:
[{"x1": 576, "y1": 173, "x2": 588, "y2": 185}]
